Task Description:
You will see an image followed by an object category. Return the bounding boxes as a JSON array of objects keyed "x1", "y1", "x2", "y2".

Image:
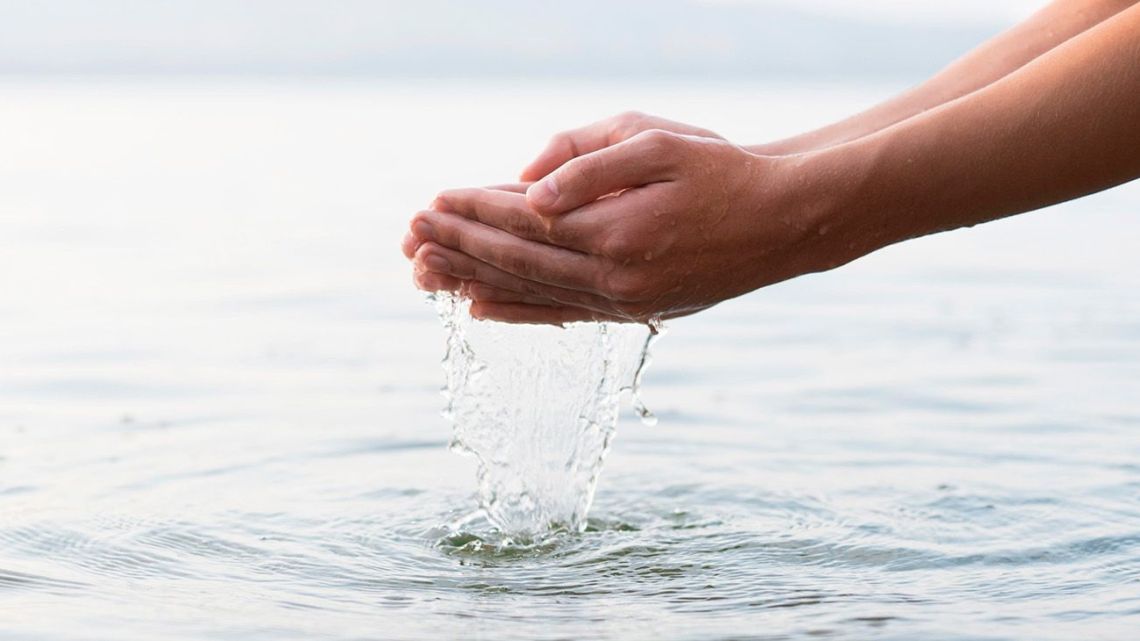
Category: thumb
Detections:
[
  {"x1": 525, "y1": 129, "x2": 683, "y2": 216},
  {"x1": 520, "y1": 111, "x2": 666, "y2": 182},
  {"x1": 520, "y1": 132, "x2": 588, "y2": 183},
  {"x1": 519, "y1": 120, "x2": 621, "y2": 183}
]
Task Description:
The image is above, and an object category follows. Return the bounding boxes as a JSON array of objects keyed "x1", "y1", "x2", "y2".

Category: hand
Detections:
[
  {"x1": 404, "y1": 112, "x2": 726, "y2": 321},
  {"x1": 405, "y1": 129, "x2": 849, "y2": 324},
  {"x1": 519, "y1": 111, "x2": 723, "y2": 183},
  {"x1": 403, "y1": 4, "x2": 1140, "y2": 326},
  {"x1": 401, "y1": 182, "x2": 529, "y2": 299}
]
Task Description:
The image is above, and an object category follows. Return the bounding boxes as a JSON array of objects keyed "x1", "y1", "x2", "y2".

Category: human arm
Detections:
[
  {"x1": 750, "y1": 0, "x2": 1138, "y2": 155},
  {"x1": 407, "y1": 4, "x2": 1140, "y2": 324},
  {"x1": 508, "y1": 0, "x2": 1135, "y2": 187}
]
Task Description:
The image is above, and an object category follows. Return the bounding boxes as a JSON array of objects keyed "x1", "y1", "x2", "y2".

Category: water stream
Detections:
[{"x1": 433, "y1": 294, "x2": 657, "y2": 540}]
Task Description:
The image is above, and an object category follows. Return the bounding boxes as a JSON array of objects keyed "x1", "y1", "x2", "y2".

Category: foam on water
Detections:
[{"x1": 433, "y1": 293, "x2": 657, "y2": 538}]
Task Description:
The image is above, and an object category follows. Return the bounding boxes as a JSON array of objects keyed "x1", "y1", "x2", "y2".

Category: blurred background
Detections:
[
  {"x1": 4, "y1": 2, "x2": 1140, "y2": 640},
  {"x1": 0, "y1": 0, "x2": 1037, "y2": 78}
]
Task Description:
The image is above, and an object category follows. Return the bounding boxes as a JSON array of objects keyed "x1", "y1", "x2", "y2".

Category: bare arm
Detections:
[
  {"x1": 405, "y1": 4, "x2": 1140, "y2": 324},
  {"x1": 811, "y1": 2, "x2": 1140, "y2": 257},
  {"x1": 508, "y1": 0, "x2": 1134, "y2": 185},
  {"x1": 749, "y1": 0, "x2": 1137, "y2": 155}
]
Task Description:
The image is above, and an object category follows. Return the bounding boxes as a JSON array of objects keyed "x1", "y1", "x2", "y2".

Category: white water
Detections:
[{"x1": 434, "y1": 294, "x2": 655, "y2": 537}]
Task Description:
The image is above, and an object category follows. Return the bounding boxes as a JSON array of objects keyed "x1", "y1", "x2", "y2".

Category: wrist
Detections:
[
  {"x1": 746, "y1": 141, "x2": 799, "y2": 156},
  {"x1": 754, "y1": 143, "x2": 887, "y2": 280},
  {"x1": 747, "y1": 133, "x2": 833, "y2": 157}
]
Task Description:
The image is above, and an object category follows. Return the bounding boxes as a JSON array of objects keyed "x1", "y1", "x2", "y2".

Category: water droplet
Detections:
[
  {"x1": 648, "y1": 315, "x2": 666, "y2": 336},
  {"x1": 433, "y1": 293, "x2": 662, "y2": 536}
]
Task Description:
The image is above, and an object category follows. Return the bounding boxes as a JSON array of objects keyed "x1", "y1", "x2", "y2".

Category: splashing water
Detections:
[{"x1": 433, "y1": 293, "x2": 658, "y2": 538}]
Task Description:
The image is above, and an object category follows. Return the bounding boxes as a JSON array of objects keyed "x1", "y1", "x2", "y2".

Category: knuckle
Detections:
[
  {"x1": 633, "y1": 129, "x2": 683, "y2": 165},
  {"x1": 495, "y1": 249, "x2": 532, "y2": 279},
  {"x1": 546, "y1": 221, "x2": 581, "y2": 248},
  {"x1": 598, "y1": 228, "x2": 644, "y2": 260},
  {"x1": 519, "y1": 280, "x2": 546, "y2": 298},
  {"x1": 446, "y1": 253, "x2": 475, "y2": 279},
  {"x1": 558, "y1": 156, "x2": 599, "y2": 192},
  {"x1": 467, "y1": 283, "x2": 497, "y2": 301},
  {"x1": 610, "y1": 110, "x2": 648, "y2": 139},
  {"x1": 505, "y1": 211, "x2": 537, "y2": 238},
  {"x1": 510, "y1": 257, "x2": 534, "y2": 279},
  {"x1": 603, "y1": 269, "x2": 647, "y2": 302},
  {"x1": 415, "y1": 270, "x2": 444, "y2": 291},
  {"x1": 432, "y1": 189, "x2": 462, "y2": 213},
  {"x1": 639, "y1": 128, "x2": 679, "y2": 150},
  {"x1": 412, "y1": 239, "x2": 436, "y2": 261},
  {"x1": 413, "y1": 210, "x2": 455, "y2": 246},
  {"x1": 469, "y1": 261, "x2": 492, "y2": 283},
  {"x1": 615, "y1": 110, "x2": 646, "y2": 128},
  {"x1": 435, "y1": 221, "x2": 473, "y2": 253},
  {"x1": 410, "y1": 209, "x2": 433, "y2": 229},
  {"x1": 548, "y1": 131, "x2": 571, "y2": 150}
]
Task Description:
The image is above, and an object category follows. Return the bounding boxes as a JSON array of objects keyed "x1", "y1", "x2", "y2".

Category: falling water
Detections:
[{"x1": 433, "y1": 293, "x2": 658, "y2": 538}]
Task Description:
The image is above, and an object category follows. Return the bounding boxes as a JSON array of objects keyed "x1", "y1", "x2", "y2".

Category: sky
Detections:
[
  {"x1": 0, "y1": 0, "x2": 1046, "y2": 78},
  {"x1": 706, "y1": 0, "x2": 1040, "y2": 25}
]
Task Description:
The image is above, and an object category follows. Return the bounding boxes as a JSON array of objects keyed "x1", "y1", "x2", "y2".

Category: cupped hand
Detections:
[
  {"x1": 403, "y1": 112, "x2": 726, "y2": 323},
  {"x1": 519, "y1": 111, "x2": 723, "y2": 183},
  {"x1": 405, "y1": 129, "x2": 846, "y2": 324}
]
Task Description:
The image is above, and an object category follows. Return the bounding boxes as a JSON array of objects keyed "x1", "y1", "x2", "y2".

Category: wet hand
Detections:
[
  {"x1": 404, "y1": 129, "x2": 841, "y2": 324},
  {"x1": 518, "y1": 111, "x2": 724, "y2": 183},
  {"x1": 402, "y1": 112, "x2": 725, "y2": 322}
]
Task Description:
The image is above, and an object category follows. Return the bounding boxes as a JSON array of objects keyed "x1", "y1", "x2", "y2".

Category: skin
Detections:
[
  {"x1": 750, "y1": 0, "x2": 1139, "y2": 155},
  {"x1": 403, "y1": 0, "x2": 1140, "y2": 325}
]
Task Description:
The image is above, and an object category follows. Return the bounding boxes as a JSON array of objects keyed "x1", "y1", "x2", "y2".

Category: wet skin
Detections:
[{"x1": 403, "y1": 0, "x2": 1140, "y2": 325}]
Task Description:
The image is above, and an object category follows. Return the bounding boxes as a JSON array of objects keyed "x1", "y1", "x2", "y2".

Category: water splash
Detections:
[{"x1": 432, "y1": 293, "x2": 658, "y2": 538}]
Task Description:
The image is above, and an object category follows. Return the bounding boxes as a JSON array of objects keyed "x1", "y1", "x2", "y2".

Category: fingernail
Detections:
[
  {"x1": 401, "y1": 232, "x2": 419, "y2": 257},
  {"x1": 527, "y1": 178, "x2": 559, "y2": 208},
  {"x1": 423, "y1": 253, "x2": 450, "y2": 273},
  {"x1": 412, "y1": 219, "x2": 435, "y2": 240}
]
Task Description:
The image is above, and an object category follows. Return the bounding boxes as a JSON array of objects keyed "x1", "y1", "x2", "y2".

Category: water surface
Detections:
[{"x1": 1, "y1": 79, "x2": 1139, "y2": 640}]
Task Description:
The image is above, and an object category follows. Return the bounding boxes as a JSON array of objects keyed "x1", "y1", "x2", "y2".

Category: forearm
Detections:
[
  {"x1": 750, "y1": 0, "x2": 1137, "y2": 156},
  {"x1": 798, "y1": 3, "x2": 1140, "y2": 267},
  {"x1": 407, "y1": 2, "x2": 1140, "y2": 323}
]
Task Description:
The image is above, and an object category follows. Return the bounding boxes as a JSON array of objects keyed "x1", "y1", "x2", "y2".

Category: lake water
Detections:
[{"x1": 1, "y1": 79, "x2": 1139, "y2": 640}]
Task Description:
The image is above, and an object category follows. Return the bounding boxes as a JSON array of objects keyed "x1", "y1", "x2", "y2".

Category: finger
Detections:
[
  {"x1": 470, "y1": 301, "x2": 627, "y2": 326},
  {"x1": 413, "y1": 241, "x2": 616, "y2": 313},
  {"x1": 463, "y1": 282, "x2": 559, "y2": 306},
  {"x1": 481, "y1": 182, "x2": 532, "y2": 194},
  {"x1": 520, "y1": 113, "x2": 721, "y2": 183},
  {"x1": 520, "y1": 120, "x2": 621, "y2": 183},
  {"x1": 401, "y1": 231, "x2": 419, "y2": 259},
  {"x1": 432, "y1": 188, "x2": 592, "y2": 251},
  {"x1": 412, "y1": 267, "x2": 464, "y2": 293},
  {"x1": 410, "y1": 210, "x2": 606, "y2": 295},
  {"x1": 525, "y1": 129, "x2": 683, "y2": 216},
  {"x1": 432, "y1": 183, "x2": 532, "y2": 214}
]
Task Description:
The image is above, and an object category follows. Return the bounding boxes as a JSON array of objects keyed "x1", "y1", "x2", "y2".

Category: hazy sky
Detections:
[
  {"x1": 705, "y1": 0, "x2": 1041, "y2": 24},
  {"x1": 0, "y1": 0, "x2": 1044, "y2": 77}
]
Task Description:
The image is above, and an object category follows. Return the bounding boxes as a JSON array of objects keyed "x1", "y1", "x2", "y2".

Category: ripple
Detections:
[{"x1": 0, "y1": 567, "x2": 87, "y2": 592}]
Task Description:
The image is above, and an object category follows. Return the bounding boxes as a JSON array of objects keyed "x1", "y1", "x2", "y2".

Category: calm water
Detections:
[{"x1": 1, "y1": 79, "x2": 1139, "y2": 640}]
